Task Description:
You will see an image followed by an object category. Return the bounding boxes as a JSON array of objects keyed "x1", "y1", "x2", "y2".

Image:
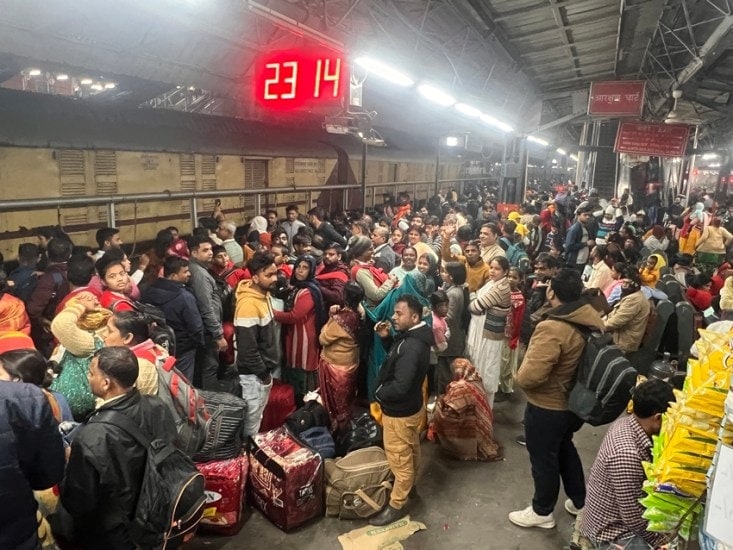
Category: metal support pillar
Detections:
[
  {"x1": 575, "y1": 122, "x2": 590, "y2": 187},
  {"x1": 434, "y1": 137, "x2": 441, "y2": 197},
  {"x1": 361, "y1": 142, "x2": 367, "y2": 212},
  {"x1": 189, "y1": 197, "x2": 198, "y2": 231},
  {"x1": 107, "y1": 202, "x2": 116, "y2": 227}
]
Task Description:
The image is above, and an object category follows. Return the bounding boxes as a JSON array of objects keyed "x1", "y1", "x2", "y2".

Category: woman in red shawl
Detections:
[
  {"x1": 274, "y1": 255, "x2": 326, "y2": 404},
  {"x1": 318, "y1": 281, "x2": 364, "y2": 433},
  {"x1": 429, "y1": 358, "x2": 502, "y2": 461}
]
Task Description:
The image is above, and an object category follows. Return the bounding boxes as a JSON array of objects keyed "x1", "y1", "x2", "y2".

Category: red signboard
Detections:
[
  {"x1": 254, "y1": 48, "x2": 348, "y2": 110},
  {"x1": 588, "y1": 81, "x2": 645, "y2": 117},
  {"x1": 614, "y1": 121, "x2": 690, "y2": 157}
]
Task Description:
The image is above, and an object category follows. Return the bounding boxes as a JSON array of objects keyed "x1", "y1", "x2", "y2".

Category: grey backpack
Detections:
[{"x1": 324, "y1": 446, "x2": 394, "y2": 519}]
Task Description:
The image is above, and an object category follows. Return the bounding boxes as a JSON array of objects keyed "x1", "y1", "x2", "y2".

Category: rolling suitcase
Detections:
[
  {"x1": 259, "y1": 379, "x2": 296, "y2": 432},
  {"x1": 195, "y1": 453, "x2": 249, "y2": 536},
  {"x1": 248, "y1": 426, "x2": 323, "y2": 531}
]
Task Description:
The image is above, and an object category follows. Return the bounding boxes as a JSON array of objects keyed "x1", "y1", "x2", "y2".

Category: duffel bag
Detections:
[
  {"x1": 324, "y1": 446, "x2": 394, "y2": 520},
  {"x1": 285, "y1": 401, "x2": 330, "y2": 435},
  {"x1": 194, "y1": 390, "x2": 247, "y2": 462},
  {"x1": 298, "y1": 426, "x2": 336, "y2": 459}
]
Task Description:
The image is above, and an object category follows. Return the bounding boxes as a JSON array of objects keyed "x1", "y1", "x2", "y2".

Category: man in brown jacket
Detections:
[
  {"x1": 509, "y1": 268, "x2": 604, "y2": 530},
  {"x1": 603, "y1": 268, "x2": 650, "y2": 354}
]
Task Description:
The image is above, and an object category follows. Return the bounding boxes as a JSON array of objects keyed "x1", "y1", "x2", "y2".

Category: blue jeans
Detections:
[{"x1": 524, "y1": 402, "x2": 586, "y2": 516}]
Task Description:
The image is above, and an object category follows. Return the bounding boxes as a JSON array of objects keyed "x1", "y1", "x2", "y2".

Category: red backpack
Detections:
[{"x1": 135, "y1": 348, "x2": 209, "y2": 456}]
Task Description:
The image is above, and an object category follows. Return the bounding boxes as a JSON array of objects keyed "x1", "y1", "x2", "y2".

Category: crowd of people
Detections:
[{"x1": 2, "y1": 180, "x2": 727, "y2": 549}]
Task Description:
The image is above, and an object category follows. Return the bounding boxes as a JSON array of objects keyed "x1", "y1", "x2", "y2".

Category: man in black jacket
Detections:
[
  {"x1": 140, "y1": 256, "x2": 204, "y2": 381},
  {"x1": 58, "y1": 346, "x2": 176, "y2": 550},
  {"x1": 308, "y1": 206, "x2": 347, "y2": 249},
  {"x1": 371, "y1": 295, "x2": 434, "y2": 526},
  {"x1": 0, "y1": 379, "x2": 65, "y2": 550}
]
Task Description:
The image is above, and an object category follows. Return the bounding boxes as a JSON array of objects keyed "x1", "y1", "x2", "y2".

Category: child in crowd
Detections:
[
  {"x1": 429, "y1": 290, "x2": 450, "y2": 399},
  {"x1": 639, "y1": 254, "x2": 664, "y2": 287}
]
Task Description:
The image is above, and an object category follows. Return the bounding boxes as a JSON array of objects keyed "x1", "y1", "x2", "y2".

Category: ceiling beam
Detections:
[
  {"x1": 492, "y1": 0, "x2": 608, "y2": 22},
  {"x1": 520, "y1": 32, "x2": 617, "y2": 55},
  {"x1": 530, "y1": 59, "x2": 616, "y2": 77},
  {"x1": 508, "y1": 10, "x2": 620, "y2": 41},
  {"x1": 541, "y1": 69, "x2": 616, "y2": 89}
]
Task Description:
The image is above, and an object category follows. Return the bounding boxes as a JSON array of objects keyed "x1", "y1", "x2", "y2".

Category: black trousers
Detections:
[{"x1": 524, "y1": 402, "x2": 586, "y2": 516}]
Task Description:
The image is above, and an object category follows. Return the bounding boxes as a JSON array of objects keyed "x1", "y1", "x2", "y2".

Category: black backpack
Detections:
[
  {"x1": 93, "y1": 410, "x2": 206, "y2": 549},
  {"x1": 562, "y1": 323, "x2": 637, "y2": 426},
  {"x1": 112, "y1": 299, "x2": 177, "y2": 356}
]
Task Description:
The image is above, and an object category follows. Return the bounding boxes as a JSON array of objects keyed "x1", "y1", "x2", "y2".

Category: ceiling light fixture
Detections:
[
  {"x1": 479, "y1": 114, "x2": 514, "y2": 133},
  {"x1": 569, "y1": 154, "x2": 579, "y2": 161},
  {"x1": 528, "y1": 135, "x2": 549, "y2": 147},
  {"x1": 454, "y1": 103, "x2": 482, "y2": 118},
  {"x1": 354, "y1": 57, "x2": 414, "y2": 87},
  {"x1": 104, "y1": 82, "x2": 116, "y2": 89},
  {"x1": 80, "y1": 78, "x2": 93, "y2": 85},
  {"x1": 556, "y1": 148, "x2": 567, "y2": 156},
  {"x1": 56, "y1": 74, "x2": 69, "y2": 81},
  {"x1": 90, "y1": 83, "x2": 103, "y2": 91},
  {"x1": 28, "y1": 69, "x2": 42, "y2": 76},
  {"x1": 702, "y1": 153, "x2": 718, "y2": 160},
  {"x1": 417, "y1": 84, "x2": 456, "y2": 107}
]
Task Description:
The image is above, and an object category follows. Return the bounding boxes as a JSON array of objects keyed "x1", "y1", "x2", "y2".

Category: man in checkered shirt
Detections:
[{"x1": 578, "y1": 379, "x2": 674, "y2": 548}]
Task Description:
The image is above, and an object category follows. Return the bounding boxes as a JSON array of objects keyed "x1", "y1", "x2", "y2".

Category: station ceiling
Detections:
[{"x1": 0, "y1": 0, "x2": 732, "y2": 150}]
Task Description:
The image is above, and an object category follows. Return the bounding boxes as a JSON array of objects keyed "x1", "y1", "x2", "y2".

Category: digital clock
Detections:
[{"x1": 254, "y1": 48, "x2": 348, "y2": 110}]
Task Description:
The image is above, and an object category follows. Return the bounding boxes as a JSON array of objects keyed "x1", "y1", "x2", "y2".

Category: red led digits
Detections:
[{"x1": 255, "y1": 48, "x2": 347, "y2": 110}]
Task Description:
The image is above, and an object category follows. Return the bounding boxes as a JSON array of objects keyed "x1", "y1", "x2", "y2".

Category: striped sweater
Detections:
[{"x1": 469, "y1": 277, "x2": 512, "y2": 341}]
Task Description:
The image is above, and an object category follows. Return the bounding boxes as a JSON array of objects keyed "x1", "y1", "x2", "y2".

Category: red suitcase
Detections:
[
  {"x1": 259, "y1": 379, "x2": 296, "y2": 432},
  {"x1": 195, "y1": 453, "x2": 249, "y2": 535},
  {"x1": 249, "y1": 427, "x2": 324, "y2": 531}
]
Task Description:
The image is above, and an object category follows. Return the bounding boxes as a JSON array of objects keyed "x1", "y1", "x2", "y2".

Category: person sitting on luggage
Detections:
[
  {"x1": 686, "y1": 273, "x2": 713, "y2": 312},
  {"x1": 603, "y1": 268, "x2": 650, "y2": 355},
  {"x1": 578, "y1": 379, "x2": 675, "y2": 548},
  {"x1": 639, "y1": 254, "x2": 665, "y2": 288},
  {"x1": 55, "y1": 346, "x2": 176, "y2": 550},
  {"x1": 428, "y1": 358, "x2": 501, "y2": 462}
]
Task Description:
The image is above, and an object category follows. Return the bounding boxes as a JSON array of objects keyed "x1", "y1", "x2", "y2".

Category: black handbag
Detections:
[
  {"x1": 336, "y1": 412, "x2": 383, "y2": 456},
  {"x1": 285, "y1": 401, "x2": 330, "y2": 435}
]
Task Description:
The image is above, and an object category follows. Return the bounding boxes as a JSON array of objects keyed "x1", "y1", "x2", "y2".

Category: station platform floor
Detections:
[{"x1": 190, "y1": 392, "x2": 611, "y2": 550}]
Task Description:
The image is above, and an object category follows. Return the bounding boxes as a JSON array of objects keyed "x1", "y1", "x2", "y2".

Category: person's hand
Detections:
[
  {"x1": 215, "y1": 337, "x2": 228, "y2": 352},
  {"x1": 138, "y1": 253, "x2": 150, "y2": 271},
  {"x1": 329, "y1": 305, "x2": 340, "y2": 316},
  {"x1": 76, "y1": 292, "x2": 100, "y2": 312},
  {"x1": 374, "y1": 321, "x2": 391, "y2": 338},
  {"x1": 389, "y1": 274, "x2": 399, "y2": 286}
]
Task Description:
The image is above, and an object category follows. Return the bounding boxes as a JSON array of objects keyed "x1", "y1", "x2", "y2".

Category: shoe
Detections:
[
  {"x1": 564, "y1": 498, "x2": 582, "y2": 516},
  {"x1": 369, "y1": 504, "x2": 406, "y2": 526},
  {"x1": 508, "y1": 506, "x2": 556, "y2": 529},
  {"x1": 515, "y1": 434, "x2": 527, "y2": 446}
]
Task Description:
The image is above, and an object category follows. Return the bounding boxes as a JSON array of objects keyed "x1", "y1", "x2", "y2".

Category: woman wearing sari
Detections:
[
  {"x1": 466, "y1": 257, "x2": 511, "y2": 408},
  {"x1": 318, "y1": 282, "x2": 364, "y2": 433},
  {"x1": 429, "y1": 358, "x2": 502, "y2": 461},
  {"x1": 273, "y1": 255, "x2": 327, "y2": 404}
]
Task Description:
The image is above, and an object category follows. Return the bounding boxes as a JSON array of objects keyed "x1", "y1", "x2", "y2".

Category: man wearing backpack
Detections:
[
  {"x1": 27, "y1": 237, "x2": 72, "y2": 356},
  {"x1": 141, "y1": 256, "x2": 205, "y2": 382},
  {"x1": 57, "y1": 346, "x2": 177, "y2": 549},
  {"x1": 509, "y1": 269, "x2": 604, "y2": 530}
]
